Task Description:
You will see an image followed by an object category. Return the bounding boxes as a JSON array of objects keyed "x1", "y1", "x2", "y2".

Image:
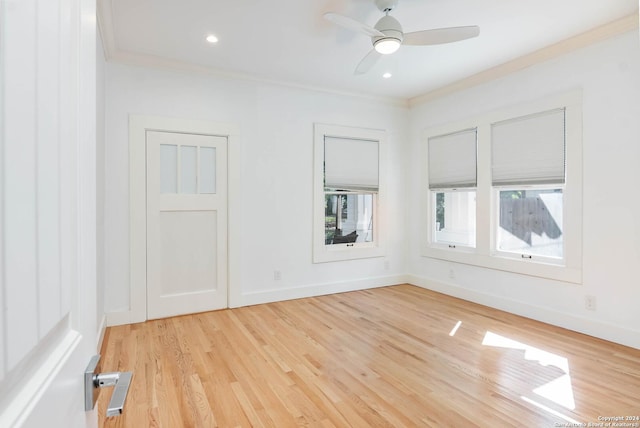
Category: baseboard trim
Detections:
[
  {"x1": 236, "y1": 274, "x2": 410, "y2": 308},
  {"x1": 407, "y1": 274, "x2": 640, "y2": 350},
  {"x1": 106, "y1": 275, "x2": 409, "y2": 324},
  {"x1": 96, "y1": 314, "x2": 107, "y2": 351},
  {"x1": 106, "y1": 310, "x2": 138, "y2": 327}
]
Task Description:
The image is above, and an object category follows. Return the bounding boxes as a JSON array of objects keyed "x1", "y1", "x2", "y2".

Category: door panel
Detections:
[
  {"x1": 146, "y1": 131, "x2": 228, "y2": 319},
  {"x1": 0, "y1": 0, "x2": 98, "y2": 426},
  {"x1": 158, "y1": 210, "x2": 218, "y2": 295}
]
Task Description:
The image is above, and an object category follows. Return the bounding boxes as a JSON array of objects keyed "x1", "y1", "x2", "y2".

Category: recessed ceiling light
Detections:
[
  {"x1": 206, "y1": 34, "x2": 219, "y2": 44},
  {"x1": 383, "y1": 72, "x2": 392, "y2": 79}
]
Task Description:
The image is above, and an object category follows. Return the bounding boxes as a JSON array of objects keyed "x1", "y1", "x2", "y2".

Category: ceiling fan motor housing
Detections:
[
  {"x1": 374, "y1": 0, "x2": 398, "y2": 12},
  {"x1": 373, "y1": 15, "x2": 403, "y2": 49}
]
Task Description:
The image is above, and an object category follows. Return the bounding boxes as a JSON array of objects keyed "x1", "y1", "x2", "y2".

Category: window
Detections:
[
  {"x1": 422, "y1": 91, "x2": 582, "y2": 283},
  {"x1": 492, "y1": 108, "x2": 566, "y2": 261},
  {"x1": 428, "y1": 128, "x2": 477, "y2": 248},
  {"x1": 313, "y1": 124, "x2": 386, "y2": 263}
]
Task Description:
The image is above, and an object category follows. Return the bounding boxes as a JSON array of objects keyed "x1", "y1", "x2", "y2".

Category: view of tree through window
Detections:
[{"x1": 436, "y1": 192, "x2": 445, "y2": 230}]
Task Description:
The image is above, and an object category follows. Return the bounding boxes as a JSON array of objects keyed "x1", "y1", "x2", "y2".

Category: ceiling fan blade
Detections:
[
  {"x1": 324, "y1": 12, "x2": 384, "y2": 38},
  {"x1": 354, "y1": 49, "x2": 381, "y2": 75},
  {"x1": 403, "y1": 26, "x2": 480, "y2": 46}
]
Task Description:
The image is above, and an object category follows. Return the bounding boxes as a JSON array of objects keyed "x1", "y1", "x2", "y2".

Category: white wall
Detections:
[
  {"x1": 407, "y1": 31, "x2": 640, "y2": 349},
  {"x1": 104, "y1": 64, "x2": 409, "y2": 317}
]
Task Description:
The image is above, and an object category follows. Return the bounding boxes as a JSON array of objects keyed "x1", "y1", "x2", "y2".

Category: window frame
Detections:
[
  {"x1": 313, "y1": 123, "x2": 386, "y2": 263},
  {"x1": 421, "y1": 90, "x2": 582, "y2": 283}
]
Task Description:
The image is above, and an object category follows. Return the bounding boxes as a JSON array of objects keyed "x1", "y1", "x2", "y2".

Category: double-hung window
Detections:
[
  {"x1": 428, "y1": 129, "x2": 477, "y2": 249},
  {"x1": 313, "y1": 124, "x2": 385, "y2": 263},
  {"x1": 492, "y1": 108, "x2": 566, "y2": 261}
]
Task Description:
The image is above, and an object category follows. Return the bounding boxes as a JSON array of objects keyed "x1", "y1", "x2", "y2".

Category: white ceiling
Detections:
[{"x1": 98, "y1": 0, "x2": 638, "y2": 102}]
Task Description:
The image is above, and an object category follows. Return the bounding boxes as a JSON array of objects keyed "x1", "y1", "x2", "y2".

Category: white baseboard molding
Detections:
[
  {"x1": 106, "y1": 310, "x2": 139, "y2": 327},
  {"x1": 96, "y1": 314, "x2": 107, "y2": 352},
  {"x1": 237, "y1": 274, "x2": 410, "y2": 308},
  {"x1": 407, "y1": 274, "x2": 640, "y2": 350},
  {"x1": 106, "y1": 275, "x2": 409, "y2": 325}
]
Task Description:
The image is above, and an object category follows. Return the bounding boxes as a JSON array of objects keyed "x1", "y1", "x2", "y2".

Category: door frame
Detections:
[{"x1": 123, "y1": 115, "x2": 241, "y2": 325}]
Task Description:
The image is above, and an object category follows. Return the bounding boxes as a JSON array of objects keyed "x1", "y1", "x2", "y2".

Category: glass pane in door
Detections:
[
  {"x1": 160, "y1": 144, "x2": 177, "y2": 193},
  {"x1": 199, "y1": 147, "x2": 216, "y2": 194}
]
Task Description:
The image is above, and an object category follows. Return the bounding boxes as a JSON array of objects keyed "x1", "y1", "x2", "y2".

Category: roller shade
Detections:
[
  {"x1": 492, "y1": 108, "x2": 566, "y2": 186},
  {"x1": 428, "y1": 128, "x2": 477, "y2": 189},
  {"x1": 324, "y1": 136, "x2": 379, "y2": 192}
]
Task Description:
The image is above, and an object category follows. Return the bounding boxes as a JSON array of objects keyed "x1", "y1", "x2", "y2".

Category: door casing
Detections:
[{"x1": 122, "y1": 115, "x2": 241, "y2": 326}]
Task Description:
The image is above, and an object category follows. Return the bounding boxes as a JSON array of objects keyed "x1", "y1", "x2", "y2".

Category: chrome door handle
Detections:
[
  {"x1": 84, "y1": 355, "x2": 133, "y2": 416},
  {"x1": 96, "y1": 371, "x2": 133, "y2": 416}
]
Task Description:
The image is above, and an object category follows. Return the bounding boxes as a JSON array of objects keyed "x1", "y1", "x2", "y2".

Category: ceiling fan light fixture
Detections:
[
  {"x1": 372, "y1": 15, "x2": 403, "y2": 54},
  {"x1": 324, "y1": 1, "x2": 480, "y2": 75},
  {"x1": 374, "y1": 37, "x2": 401, "y2": 54}
]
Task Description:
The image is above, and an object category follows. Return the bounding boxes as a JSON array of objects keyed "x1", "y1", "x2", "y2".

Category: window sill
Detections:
[
  {"x1": 421, "y1": 245, "x2": 582, "y2": 284},
  {"x1": 313, "y1": 244, "x2": 385, "y2": 264}
]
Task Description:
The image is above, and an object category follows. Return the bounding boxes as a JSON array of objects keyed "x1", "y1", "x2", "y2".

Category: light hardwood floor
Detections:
[{"x1": 98, "y1": 284, "x2": 640, "y2": 427}]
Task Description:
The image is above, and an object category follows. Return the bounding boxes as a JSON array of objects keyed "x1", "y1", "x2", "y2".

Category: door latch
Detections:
[{"x1": 84, "y1": 355, "x2": 133, "y2": 416}]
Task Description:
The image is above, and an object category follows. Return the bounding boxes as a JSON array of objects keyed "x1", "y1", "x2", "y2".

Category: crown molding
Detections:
[
  {"x1": 408, "y1": 13, "x2": 639, "y2": 107},
  {"x1": 95, "y1": 0, "x2": 407, "y2": 108},
  {"x1": 107, "y1": 49, "x2": 409, "y2": 107}
]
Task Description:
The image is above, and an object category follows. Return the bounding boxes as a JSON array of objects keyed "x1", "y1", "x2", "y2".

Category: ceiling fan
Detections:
[{"x1": 324, "y1": 0, "x2": 480, "y2": 75}]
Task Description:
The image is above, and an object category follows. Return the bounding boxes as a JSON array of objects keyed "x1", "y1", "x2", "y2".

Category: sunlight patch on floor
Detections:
[
  {"x1": 449, "y1": 321, "x2": 462, "y2": 336},
  {"x1": 482, "y1": 331, "x2": 576, "y2": 410}
]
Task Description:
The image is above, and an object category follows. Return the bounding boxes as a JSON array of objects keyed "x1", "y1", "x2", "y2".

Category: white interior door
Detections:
[
  {"x1": 146, "y1": 131, "x2": 228, "y2": 319},
  {"x1": 0, "y1": 0, "x2": 99, "y2": 427}
]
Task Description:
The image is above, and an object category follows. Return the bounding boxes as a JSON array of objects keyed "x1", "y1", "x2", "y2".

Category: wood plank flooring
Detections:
[{"x1": 98, "y1": 284, "x2": 640, "y2": 427}]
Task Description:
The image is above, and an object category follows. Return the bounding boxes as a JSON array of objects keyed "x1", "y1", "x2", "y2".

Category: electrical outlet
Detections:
[
  {"x1": 274, "y1": 270, "x2": 282, "y2": 281},
  {"x1": 384, "y1": 260, "x2": 390, "y2": 270},
  {"x1": 448, "y1": 269, "x2": 455, "y2": 279},
  {"x1": 585, "y1": 295, "x2": 596, "y2": 311}
]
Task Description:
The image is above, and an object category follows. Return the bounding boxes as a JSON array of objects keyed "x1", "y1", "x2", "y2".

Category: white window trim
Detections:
[
  {"x1": 421, "y1": 90, "x2": 583, "y2": 283},
  {"x1": 313, "y1": 123, "x2": 386, "y2": 263}
]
